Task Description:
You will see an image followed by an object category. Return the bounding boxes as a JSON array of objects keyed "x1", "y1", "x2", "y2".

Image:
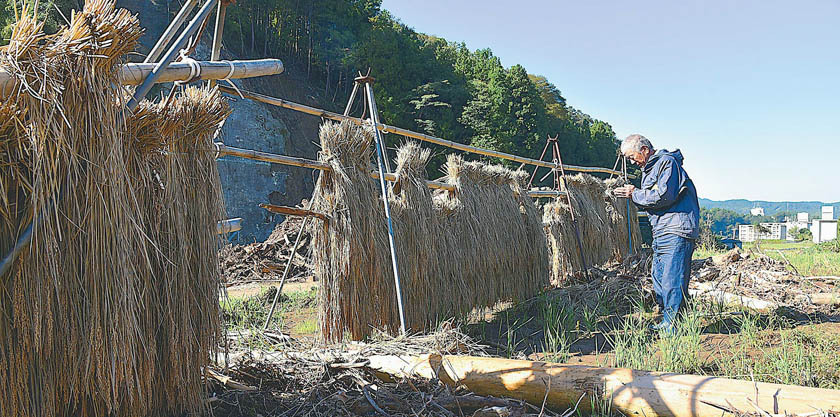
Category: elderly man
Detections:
[{"x1": 614, "y1": 134, "x2": 700, "y2": 332}]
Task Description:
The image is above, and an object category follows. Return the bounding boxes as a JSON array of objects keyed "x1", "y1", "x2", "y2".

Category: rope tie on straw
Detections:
[{"x1": 213, "y1": 142, "x2": 222, "y2": 159}]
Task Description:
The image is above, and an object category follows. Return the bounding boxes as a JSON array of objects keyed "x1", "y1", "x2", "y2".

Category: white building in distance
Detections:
[
  {"x1": 785, "y1": 212, "x2": 811, "y2": 241},
  {"x1": 739, "y1": 223, "x2": 787, "y2": 242},
  {"x1": 750, "y1": 207, "x2": 765, "y2": 216},
  {"x1": 811, "y1": 206, "x2": 838, "y2": 243}
]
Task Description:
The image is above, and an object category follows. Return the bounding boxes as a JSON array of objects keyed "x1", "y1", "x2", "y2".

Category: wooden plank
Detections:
[
  {"x1": 217, "y1": 85, "x2": 623, "y2": 176},
  {"x1": 368, "y1": 354, "x2": 840, "y2": 417}
]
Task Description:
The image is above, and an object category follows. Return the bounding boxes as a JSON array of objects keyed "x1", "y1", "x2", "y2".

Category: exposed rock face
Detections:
[
  {"x1": 216, "y1": 91, "x2": 293, "y2": 242},
  {"x1": 118, "y1": 0, "x2": 320, "y2": 241}
]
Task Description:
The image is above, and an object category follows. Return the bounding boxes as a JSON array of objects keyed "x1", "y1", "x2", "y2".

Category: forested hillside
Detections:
[
  {"x1": 700, "y1": 199, "x2": 840, "y2": 217},
  {"x1": 2, "y1": 0, "x2": 621, "y2": 177},
  {"x1": 221, "y1": 0, "x2": 619, "y2": 173}
]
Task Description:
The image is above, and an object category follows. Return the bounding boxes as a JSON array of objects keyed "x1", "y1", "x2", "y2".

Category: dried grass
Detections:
[
  {"x1": 0, "y1": 2, "x2": 229, "y2": 416},
  {"x1": 543, "y1": 174, "x2": 642, "y2": 285},
  {"x1": 311, "y1": 121, "x2": 549, "y2": 341}
]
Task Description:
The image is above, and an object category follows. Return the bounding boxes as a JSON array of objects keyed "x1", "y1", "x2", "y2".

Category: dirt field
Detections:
[{"x1": 215, "y1": 240, "x2": 840, "y2": 416}]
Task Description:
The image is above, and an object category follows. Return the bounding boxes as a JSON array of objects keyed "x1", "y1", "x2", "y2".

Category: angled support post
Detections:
[
  {"x1": 263, "y1": 81, "x2": 362, "y2": 331},
  {"x1": 144, "y1": 0, "x2": 201, "y2": 63},
  {"x1": 360, "y1": 75, "x2": 406, "y2": 335},
  {"x1": 208, "y1": 0, "x2": 229, "y2": 88},
  {"x1": 128, "y1": 0, "x2": 219, "y2": 110}
]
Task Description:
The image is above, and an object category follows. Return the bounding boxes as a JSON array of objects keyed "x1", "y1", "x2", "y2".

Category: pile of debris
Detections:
[
  {"x1": 690, "y1": 248, "x2": 839, "y2": 315},
  {"x1": 219, "y1": 214, "x2": 313, "y2": 285},
  {"x1": 209, "y1": 325, "x2": 563, "y2": 417}
]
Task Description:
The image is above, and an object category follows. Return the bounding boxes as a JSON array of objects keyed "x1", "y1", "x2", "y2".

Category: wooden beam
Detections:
[
  {"x1": 259, "y1": 204, "x2": 329, "y2": 222},
  {"x1": 368, "y1": 354, "x2": 840, "y2": 417},
  {"x1": 217, "y1": 144, "x2": 565, "y2": 198},
  {"x1": 217, "y1": 85, "x2": 623, "y2": 176},
  {"x1": 0, "y1": 59, "x2": 283, "y2": 97},
  {"x1": 217, "y1": 144, "x2": 329, "y2": 170}
]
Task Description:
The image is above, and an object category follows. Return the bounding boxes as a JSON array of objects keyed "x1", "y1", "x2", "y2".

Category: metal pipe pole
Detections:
[
  {"x1": 262, "y1": 196, "x2": 317, "y2": 330},
  {"x1": 128, "y1": 0, "x2": 219, "y2": 111},
  {"x1": 208, "y1": 0, "x2": 228, "y2": 88},
  {"x1": 623, "y1": 157, "x2": 634, "y2": 255},
  {"x1": 145, "y1": 0, "x2": 201, "y2": 63},
  {"x1": 262, "y1": 84, "x2": 360, "y2": 331},
  {"x1": 344, "y1": 82, "x2": 360, "y2": 116},
  {"x1": 364, "y1": 82, "x2": 392, "y2": 173},
  {"x1": 0, "y1": 221, "x2": 33, "y2": 277},
  {"x1": 364, "y1": 81, "x2": 407, "y2": 335}
]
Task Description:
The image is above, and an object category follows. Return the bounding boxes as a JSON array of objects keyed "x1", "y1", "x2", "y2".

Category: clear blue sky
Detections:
[{"x1": 380, "y1": 0, "x2": 839, "y2": 202}]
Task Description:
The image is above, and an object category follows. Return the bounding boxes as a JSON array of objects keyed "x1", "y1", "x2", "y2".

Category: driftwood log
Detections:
[{"x1": 367, "y1": 354, "x2": 840, "y2": 417}]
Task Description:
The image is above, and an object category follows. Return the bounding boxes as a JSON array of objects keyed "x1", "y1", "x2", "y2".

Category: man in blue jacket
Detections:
[{"x1": 614, "y1": 134, "x2": 700, "y2": 332}]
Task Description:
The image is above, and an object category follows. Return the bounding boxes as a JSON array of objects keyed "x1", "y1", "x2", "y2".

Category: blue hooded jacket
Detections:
[{"x1": 631, "y1": 149, "x2": 700, "y2": 240}]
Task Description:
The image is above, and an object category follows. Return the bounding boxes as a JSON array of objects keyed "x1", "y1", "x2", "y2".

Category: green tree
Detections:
[{"x1": 1, "y1": 0, "x2": 80, "y2": 44}]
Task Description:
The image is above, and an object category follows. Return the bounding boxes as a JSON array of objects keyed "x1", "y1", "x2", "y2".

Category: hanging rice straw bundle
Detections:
[
  {"x1": 124, "y1": 86, "x2": 230, "y2": 413},
  {"x1": 0, "y1": 2, "x2": 229, "y2": 417},
  {"x1": 543, "y1": 174, "x2": 642, "y2": 285},
  {"x1": 311, "y1": 121, "x2": 549, "y2": 341}
]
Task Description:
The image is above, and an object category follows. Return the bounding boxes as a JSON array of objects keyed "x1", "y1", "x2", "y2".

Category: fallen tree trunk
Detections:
[
  {"x1": 809, "y1": 292, "x2": 840, "y2": 306},
  {"x1": 367, "y1": 354, "x2": 840, "y2": 417},
  {"x1": 688, "y1": 282, "x2": 778, "y2": 312}
]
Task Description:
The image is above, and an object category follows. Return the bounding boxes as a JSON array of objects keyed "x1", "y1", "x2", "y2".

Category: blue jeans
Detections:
[{"x1": 652, "y1": 233, "x2": 695, "y2": 327}]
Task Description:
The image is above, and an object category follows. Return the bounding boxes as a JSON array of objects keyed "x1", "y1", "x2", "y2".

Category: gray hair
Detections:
[{"x1": 620, "y1": 134, "x2": 653, "y2": 154}]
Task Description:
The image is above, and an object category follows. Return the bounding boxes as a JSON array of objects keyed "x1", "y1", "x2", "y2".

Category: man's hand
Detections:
[{"x1": 613, "y1": 184, "x2": 635, "y2": 198}]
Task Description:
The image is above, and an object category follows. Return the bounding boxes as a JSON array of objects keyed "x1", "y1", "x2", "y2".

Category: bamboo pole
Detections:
[
  {"x1": 215, "y1": 144, "x2": 566, "y2": 198},
  {"x1": 368, "y1": 354, "x2": 840, "y2": 417},
  {"x1": 0, "y1": 59, "x2": 283, "y2": 98},
  {"x1": 121, "y1": 59, "x2": 283, "y2": 85},
  {"x1": 217, "y1": 85, "x2": 624, "y2": 176}
]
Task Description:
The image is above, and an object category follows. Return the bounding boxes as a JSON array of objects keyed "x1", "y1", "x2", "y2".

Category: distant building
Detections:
[
  {"x1": 822, "y1": 206, "x2": 835, "y2": 221},
  {"x1": 811, "y1": 219, "x2": 838, "y2": 243},
  {"x1": 750, "y1": 207, "x2": 765, "y2": 216},
  {"x1": 738, "y1": 222, "x2": 787, "y2": 242},
  {"x1": 811, "y1": 206, "x2": 837, "y2": 243},
  {"x1": 785, "y1": 212, "x2": 811, "y2": 241}
]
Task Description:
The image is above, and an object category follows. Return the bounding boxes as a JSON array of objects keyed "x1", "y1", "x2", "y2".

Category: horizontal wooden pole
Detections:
[
  {"x1": 217, "y1": 144, "x2": 329, "y2": 170},
  {"x1": 217, "y1": 144, "x2": 564, "y2": 198},
  {"x1": 217, "y1": 85, "x2": 623, "y2": 176},
  {"x1": 0, "y1": 59, "x2": 283, "y2": 97},
  {"x1": 259, "y1": 204, "x2": 328, "y2": 222},
  {"x1": 368, "y1": 354, "x2": 840, "y2": 417}
]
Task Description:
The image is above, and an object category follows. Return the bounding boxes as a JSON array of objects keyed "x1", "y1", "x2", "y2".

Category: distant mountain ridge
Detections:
[{"x1": 699, "y1": 198, "x2": 840, "y2": 217}]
